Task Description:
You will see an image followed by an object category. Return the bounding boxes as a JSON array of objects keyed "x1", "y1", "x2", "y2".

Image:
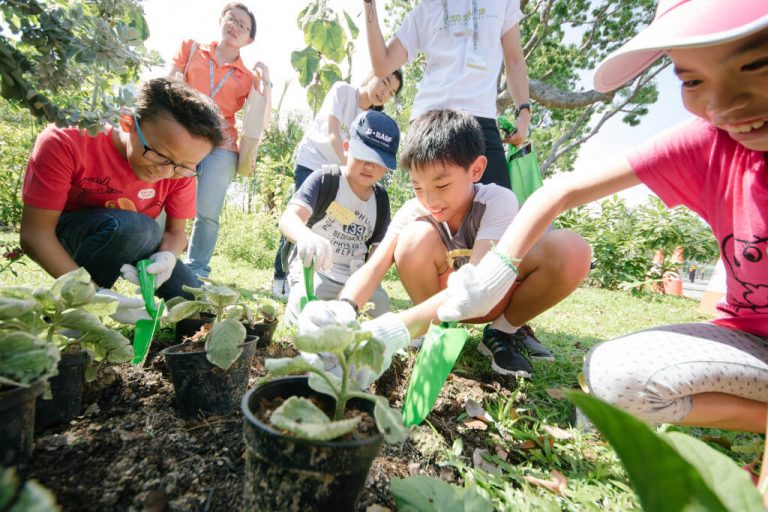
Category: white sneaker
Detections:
[{"x1": 272, "y1": 277, "x2": 289, "y2": 299}]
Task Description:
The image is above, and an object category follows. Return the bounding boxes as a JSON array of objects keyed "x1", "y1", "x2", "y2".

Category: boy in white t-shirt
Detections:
[
  {"x1": 280, "y1": 110, "x2": 400, "y2": 325},
  {"x1": 272, "y1": 72, "x2": 403, "y2": 297},
  {"x1": 303, "y1": 110, "x2": 591, "y2": 379}
]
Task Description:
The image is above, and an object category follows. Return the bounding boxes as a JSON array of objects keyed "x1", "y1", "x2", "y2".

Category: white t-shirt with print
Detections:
[
  {"x1": 396, "y1": 0, "x2": 523, "y2": 121},
  {"x1": 289, "y1": 168, "x2": 389, "y2": 283},
  {"x1": 295, "y1": 82, "x2": 363, "y2": 171},
  {"x1": 388, "y1": 183, "x2": 518, "y2": 267}
]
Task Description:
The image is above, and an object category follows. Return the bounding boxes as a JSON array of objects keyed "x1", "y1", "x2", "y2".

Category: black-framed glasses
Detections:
[
  {"x1": 223, "y1": 12, "x2": 251, "y2": 34},
  {"x1": 133, "y1": 114, "x2": 199, "y2": 178}
]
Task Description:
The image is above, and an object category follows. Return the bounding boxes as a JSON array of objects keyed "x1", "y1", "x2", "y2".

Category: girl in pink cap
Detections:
[{"x1": 434, "y1": 0, "x2": 768, "y2": 434}]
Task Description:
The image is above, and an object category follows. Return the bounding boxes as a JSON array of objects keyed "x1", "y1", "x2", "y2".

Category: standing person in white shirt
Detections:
[
  {"x1": 361, "y1": 0, "x2": 531, "y2": 191},
  {"x1": 272, "y1": 70, "x2": 403, "y2": 297}
]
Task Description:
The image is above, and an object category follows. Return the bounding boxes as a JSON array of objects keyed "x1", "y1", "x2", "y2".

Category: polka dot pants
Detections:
[{"x1": 584, "y1": 323, "x2": 768, "y2": 424}]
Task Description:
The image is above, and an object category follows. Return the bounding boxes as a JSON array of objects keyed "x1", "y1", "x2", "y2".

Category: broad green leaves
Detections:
[
  {"x1": 294, "y1": 324, "x2": 356, "y2": 354},
  {"x1": 566, "y1": 391, "x2": 763, "y2": 512},
  {"x1": 291, "y1": 2, "x2": 358, "y2": 114},
  {"x1": 266, "y1": 357, "x2": 319, "y2": 376},
  {"x1": 205, "y1": 318, "x2": 246, "y2": 370},
  {"x1": 270, "y1": 396, "x2": 360, "y2": 441},
  {"x1": 390, "y1": 476, "x2": 493, "y2": 512},
  {"x1": 373, "y1": 396, "x2": 408, "y2": 443},
  {"x1": 0, "y1": 468, "x2": 59, "y2": 512},
  {"x1": 0, "y1": 331, "x2": 60, "y2": 387}
]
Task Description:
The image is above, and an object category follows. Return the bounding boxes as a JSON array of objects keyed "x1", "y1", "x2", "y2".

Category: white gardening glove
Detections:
[
  {"x1": 297, "y1": 300, "x2": 359, "y2": 379},
  {"x1": 297, "y1": 232, "x2": 333, "y2": 271},
  {"x1": 95, "y1": 288, "x2": 150, "y2": 325},
  {"x1": 296, "y1": 300, "x2": 357, "y2": 334},
  {"x1": 437, "y1": 249, "x2": 518, "y2": 322},
  {"x1": 120, "y1": 251, "x2": 176, "y2": 289}
]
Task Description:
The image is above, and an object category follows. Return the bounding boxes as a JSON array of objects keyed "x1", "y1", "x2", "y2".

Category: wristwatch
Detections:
[{"x1": 515, "y1": 103, "x2": 531, "y2": 118}]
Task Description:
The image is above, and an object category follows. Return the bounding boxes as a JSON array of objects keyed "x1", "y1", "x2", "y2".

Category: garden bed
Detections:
[{"x1": 18, "y1": 330, "x2": 534, "y2": 511}]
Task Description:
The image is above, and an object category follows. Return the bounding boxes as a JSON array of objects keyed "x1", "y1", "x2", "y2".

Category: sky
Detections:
[{"x1": 141, "y1": 0, "x2": 693, "y2": 205}]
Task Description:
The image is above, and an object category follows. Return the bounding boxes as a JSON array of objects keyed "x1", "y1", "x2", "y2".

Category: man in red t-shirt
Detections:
[{"x1": 21, "y1": 78, "x2": 224, "y2": 322}]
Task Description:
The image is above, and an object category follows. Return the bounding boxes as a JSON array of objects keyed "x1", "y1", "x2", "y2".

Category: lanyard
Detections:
[
  {"x1": 442, "y1": 0, "x2": 479, "y2": 50},
  {"x1": 209, "y1": 59, "x2": 235, "y2": 99}
]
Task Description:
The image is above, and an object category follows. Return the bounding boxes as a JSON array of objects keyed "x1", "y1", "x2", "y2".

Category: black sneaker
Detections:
[
  {"x1": 518, "y1": 325, "x2": 555, "y2": 362},
  {"x1": 478, "y1": 326, "x2": 533, "y2": 378}
]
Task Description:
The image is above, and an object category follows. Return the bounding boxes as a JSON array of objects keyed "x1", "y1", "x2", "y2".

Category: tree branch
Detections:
[{"x1": 498, "y1": 79, "x2": 613, "y2": 111}]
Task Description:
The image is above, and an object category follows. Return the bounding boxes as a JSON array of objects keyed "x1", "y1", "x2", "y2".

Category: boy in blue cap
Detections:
[{"x1": 280, "y1": 110, "x2": 400, "y2": 324}]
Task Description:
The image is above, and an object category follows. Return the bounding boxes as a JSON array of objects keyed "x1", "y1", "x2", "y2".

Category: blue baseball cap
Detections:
[{"x1": 348, "y1": 110, "x2": 400, "y2": 170}]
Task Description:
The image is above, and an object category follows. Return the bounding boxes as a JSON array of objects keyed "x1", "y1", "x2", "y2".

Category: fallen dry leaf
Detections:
[
  {"x1": 465, "y1": 399, "x2": 494, "y2": 423},
  {"x1": 495, "y1": 447, "x2": 509, "y2": 461},
  {"x1": 545, "y1": 388, "x2": 566, "y2": 400},
  {"x1": 366, "y1": 506, "x2": 392, "y2": 512},
  {"x1": 543, "y1": 425, "x2": 573, "y2": 441},
  {"x1": 463, "y1": 419, "x2": 489, "y2": 431},
  {"x1": 523, "y1": 470, "x2": 568, "y2": 496},
  {"x1": 516, "y1": 440, "x2": 537, "y2": 450}
]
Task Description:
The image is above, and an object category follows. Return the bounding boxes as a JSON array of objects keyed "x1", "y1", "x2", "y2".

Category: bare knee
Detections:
[
  {"x1": 523, "y1": 229, "x2": 591, "y2": 284},
  {"x1": 394, "y1": 220, "x2": 446, "y2": 272}
]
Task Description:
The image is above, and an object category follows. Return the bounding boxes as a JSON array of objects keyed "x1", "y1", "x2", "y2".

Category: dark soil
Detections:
[{"x1": 17, "y1": 339, "x2": 513, "y2": 511}]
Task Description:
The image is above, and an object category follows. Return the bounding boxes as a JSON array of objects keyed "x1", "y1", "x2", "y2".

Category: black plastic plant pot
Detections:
[
  {"x1": 245, "y1": 319, "x2": 278, "y2": 348},
  {"x1": 0, "y1": 380, "x2": 44, "y2": 466},
  {"x1": 35, "y1": 350, "x2": 87, "y2": 431},
  {"x1": 161, "y1": 337, "x2": 257, "y2": 420},
  {"x1": 173, "y1": 313, "x2": 215, "y2": 344},
  {"x1": 241, "y1": 376, "x2": 384, "y2": 511}
]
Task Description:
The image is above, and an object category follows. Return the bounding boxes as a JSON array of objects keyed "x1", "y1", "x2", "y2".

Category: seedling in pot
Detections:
[
  {"x1": 0, "y1": 267, "x2": 134, "y2": 381},
  {"x1": 264, "y1": 317, "x2": 408, "y2": 443},
  {"x1": 164, "y1": 280, "x2": 247, "y2": 370}
]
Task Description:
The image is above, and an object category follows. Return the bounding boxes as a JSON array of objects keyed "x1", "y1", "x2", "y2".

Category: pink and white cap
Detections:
[{"x1": 593, "y1": 0, "x2": 768, "y2": 92}]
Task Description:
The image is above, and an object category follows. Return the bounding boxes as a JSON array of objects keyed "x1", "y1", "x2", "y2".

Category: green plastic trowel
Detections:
[
  {"x1": 299, "y1": 262, "x2": 316, "y2": 311},
  {"x1": 402, "y1": 322, "x2": 469, "y2": 427},
  {"x1": 131, "y1": 259, "x2": 165, "y2": 365}
]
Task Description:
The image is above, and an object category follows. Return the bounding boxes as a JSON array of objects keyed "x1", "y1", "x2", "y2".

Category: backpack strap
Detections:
[
  {"x1": 366, "y1": 183, "x2": 390, "y2": 253},
  {"x1": 183, "y1": 41, "x2": 199, "y2": 77},
  {"x1": 306, "y1": 165, "x2": 341, "y2": 228}
]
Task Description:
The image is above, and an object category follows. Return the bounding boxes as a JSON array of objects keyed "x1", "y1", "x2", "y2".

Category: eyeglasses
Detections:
[
  {"x1": 132, "y1": 114, "x2": 199, "y2": 178},
  {"x1": 223, "y1": 12, "x2": 251, "y2": 34}
]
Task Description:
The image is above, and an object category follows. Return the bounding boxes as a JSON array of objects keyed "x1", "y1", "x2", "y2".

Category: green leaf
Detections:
[
  {"x1": 50, "y1": 267, "x2": 91, "y2": 300},
  {"x1": 77, "y1": 328, "x2": 132, "y2": 363},
  {"x1": 294, "y1": 324, "x2": 356, "y2": 354},
  {"x1": 0, "y1": 287, "x2": 35, "y2": 300},
  {"x1": 205, "y1": 318, "x2": 246, "y2": 370},
  {"x1": 390, "y1": 476, "x2": 493, "y2": 512},
  {"x1": 373, "y1": 396, "x2": 409, "y2": 443},
  {"x1": 663, "y1": 432, "x2": 764, "y2": 512},
  {"x1": 58, "y1": 309, "x2": 105, "y2": 333},
  {"x1": 59, "y1": 278, "x2": 95, "y2": 308},
  {"x1": 78, "y1": 294, "x2": 118, "y2": 317},
  {"x1": 0, "y1": 297, "x2": 38, "y2": 320},
  {"x1": 565, "y1": 391, "x2": 751, "y2": 512},
  {"x1": 270, "y1": 396, "x2": 358, "y2": 441},
  {"x1": 204, "y1": 285, "x2": 240, "y2": 308},
  {"x1": 305, "y1": 19, "x2": 347, "y2": 63},
  {"x1": 316, "y1": 63, "x2": 342, "y2": 92},
  {"x1": 308, "y1": 371, "x2": 340, "y2": 400},
  {"x1": 291, "y1": 47, "x2": 320, "y2": 87},
  {"x1": 265, "y1": 356, "x2": 319, "y2": 376},
  {"x1": 0, "y1": 468, "x2": 17, "y2": 510},
  {"x1": 165, "y1": 301, "x2": 206, "y2": 323},
  {"x1": 0, "y1": 331, "x2": 60, "y2": 386},
  {"x1": 342, "y1": 10, "x2": 359, "y2": 39},
  {"x1": 351, "y1": 338, "x2": 385, "y2": 376},
  {"x1": 306, "y1": 83, "x2": 325, "y2": 114},
  {"x1": 9, "y1": 480, "x2": 60, "y2": 512}
]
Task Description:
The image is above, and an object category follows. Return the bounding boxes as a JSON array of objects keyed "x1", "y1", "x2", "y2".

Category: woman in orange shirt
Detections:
[{"x1": 170, "y1": 2, "x2": 271, "y2": 278}]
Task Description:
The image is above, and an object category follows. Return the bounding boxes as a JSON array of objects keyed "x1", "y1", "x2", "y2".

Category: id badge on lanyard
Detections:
[{"x1": 443, "y1": 0, "x2": 486, "y2": 71}]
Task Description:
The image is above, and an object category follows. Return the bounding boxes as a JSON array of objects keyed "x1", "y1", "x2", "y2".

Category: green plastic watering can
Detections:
[{"x1": 402, "y1": 322, "x2": 469, "y2": 427}]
